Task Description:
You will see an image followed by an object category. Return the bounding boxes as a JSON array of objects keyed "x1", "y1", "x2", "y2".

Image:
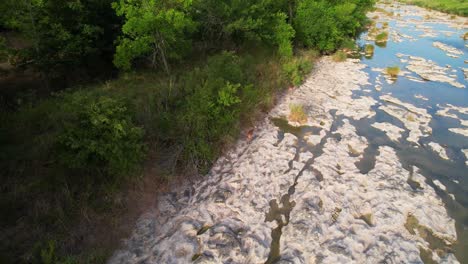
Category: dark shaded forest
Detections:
[{"x1": 0, "y1": 0, "x2": 375, "y2": 262}]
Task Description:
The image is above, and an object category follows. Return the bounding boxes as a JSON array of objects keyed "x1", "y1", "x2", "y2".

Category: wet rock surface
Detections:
[
  {"x1": 405, "y1": 56, "x2": 465, "y2": 89},
  {"x1": 110, "y1": 2, "x2": 468, "y2": 264},
  {"x1": 427, "y1": 142, "x2": 450, "y2": 160},
  {"x1": 371, "y1": 122, "x2": 404, "y2": 142}
]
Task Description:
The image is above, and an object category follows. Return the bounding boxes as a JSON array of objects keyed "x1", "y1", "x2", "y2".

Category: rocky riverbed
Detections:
[{"x1": 110, "y1": 2, "x2": 468, "y2": 264}]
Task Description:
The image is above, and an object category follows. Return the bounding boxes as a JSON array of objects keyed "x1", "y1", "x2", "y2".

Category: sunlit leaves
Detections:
[{"x1": 112, "y1": 0, "x2": 196, "y2": 71}]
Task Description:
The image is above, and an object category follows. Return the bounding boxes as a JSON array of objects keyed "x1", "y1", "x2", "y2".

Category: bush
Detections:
[
  {"x1": 56, "y1": 92, "x2": 145, "y2": 175},
  {"x1": 332, "y1": 50, "x2": 347, "y2": 62},
  {"x1": 341, "y1": 38, "x2": 357, "y2": 50},
  {"x1": 294, "y1": 0, "x2": 342, "y2": 52},
  {"x1": 386, "y1": 66, "x2": 400, "y2": 77},
  {"x1": 294, "y1": 0, "x2": 374, "y2": 53},
  {"x1": 375, "y1": 32, "x2": 389, "y2": 43},
  {"x1": 176, "y1": 52, "x2": 250, "y2": 170},
  {"x1": 364, "y1": 44, "x2": 375, "y2": 57},
  {"x1": 289, "y1": 104, "x2": 307, "y2": 124},
  {"x1": 283, "y1": 58, "x2": 313, "y2": 86},
  {"x1": 192, "y1": 0, "x2": 294, "y2": 58}
]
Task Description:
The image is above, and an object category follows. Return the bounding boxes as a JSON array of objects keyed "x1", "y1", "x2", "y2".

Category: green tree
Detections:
[
  {"x1": 112, "y1": 0, "x2": 196, "y2": 73},
  {"x1": 57, "y1": 92, "x2": 145, "y2": 175},
  {"x1": 1, "y1": 0, "x2": 120, "y2": 77},
  {"x1": 192, "y1": 0, "x2": 294, "y2": 58},
  {"x1": 294, "y1": 0, "x2": 340, "y2": 52},
  {"x1": 294, "y1": 0, "x2": 373, "y2": 53}
]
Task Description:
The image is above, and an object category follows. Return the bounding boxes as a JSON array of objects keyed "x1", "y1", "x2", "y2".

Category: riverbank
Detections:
[
  {"x1": 0, "y1": 47, "x2": 319, "y2": 263},
  {"x1": 110, "y1": 1, "x2": 468, "y2": 263},
  {"x1": 1, "y1": 1, "x2": 376, "y2": 262},
  {"x1": 110, "y1": 57, "x2": 459, "y2": 263},
  {"x1": 399, "y1": 0, "x2": 468, "y2": 16}
]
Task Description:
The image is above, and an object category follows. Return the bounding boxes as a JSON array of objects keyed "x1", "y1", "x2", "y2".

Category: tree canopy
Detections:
[
  {"x1": 0, "y1": 0, "x2": 374, "y2": 75},
  {"x1": 112, "y1": 0, "x2": 196, "y2": 73}
]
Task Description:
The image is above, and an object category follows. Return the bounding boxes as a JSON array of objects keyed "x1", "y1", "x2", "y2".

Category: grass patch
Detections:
[
  {"x1": 375, "y1": 32, "x2": 389, "y2": 43},
  {"x1": 386, "y1": 66, "x2": 400, "y2": 77},
  {"x1": 368, "y1": 27, "x2": 379, "y2": 36},
  {"x1": 406, "y1": 113, "x2": 416, "y2": 122},
  {"x1": 332, "y1": 50, "x2": 347, "y2": 62},
  {"x1": 341, "y1": 38, "x2": 357, "y2": 50},
  {"x1": 282, "y1": 51, "x2": 316, "y2": 87},
  {"x1": 289, "y1": 104, "x2": 308, "y2": 124},
  {"x1": 399, "y1": 0, "x2": 468, "y2": 16},
  {"x1": 364, "y1": 44, "x2": 375, "y2": 57},
  {"x1": 375, "y1": 7, "x2": 394, "y2": 16},
  {"x1": 463, "y1": 32, "x2": 468, "y2": 40}
]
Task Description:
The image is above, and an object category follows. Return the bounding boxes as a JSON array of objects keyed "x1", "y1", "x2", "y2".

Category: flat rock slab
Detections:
[{"x1": 109, "y1": 58, "x2": 457, "y2": 264}]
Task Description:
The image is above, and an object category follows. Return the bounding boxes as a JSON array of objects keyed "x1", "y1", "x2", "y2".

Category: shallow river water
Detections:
[{"x1": 110, "y1": 2, "x2": 468, "y2": 264}]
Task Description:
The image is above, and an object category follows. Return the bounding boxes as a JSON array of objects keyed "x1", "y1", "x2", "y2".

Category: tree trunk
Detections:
[
  {"x1": 27, "y1": 1, "x2": 49, "y2": 89},
  {"x1": 288, "y1": 1, "x2": 294, "y2": 24}
]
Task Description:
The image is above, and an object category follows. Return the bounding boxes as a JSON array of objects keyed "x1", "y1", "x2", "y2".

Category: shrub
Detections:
[
  {"x1": 364, "y1": 44, "x2": 375, "y2": 57},
  {"x1": 192, "y1": 1, "x2": 295, "y2": 58},
  {"x1": 332, "y1": 50, "x2": 347, "y2": 62},
  {"x1": 386, "y1": 66, "x2": 400, "y2": 77},
  {"x1": 294, "y1": 0, "x2": 374, "y2": 53},
  {"x1": 375, "y1": 32, "x2": 389, "y2": 43},
  {"x1": 289, "y1": 104, "x2": 307, "y2": 124},
  {"x1": 464, "y1": 32, "x2": 468, "y2": 40},
  {"x1": 341, "y1": 38, "x2": 357, "y2": 50},
  {"x1": 294, "y1": 0, "x2": 342, "y2": 52},
  {"x1": 176, "y1": 52, "x2": 249, "y2": 170},
  {"x1": 56, "y1": 92, "x2": 145, "y2": 175},
  {"x1": 369, "y1": 27, "x2": 379, "y2": 36},
  {"x1": 282, "y1": 58, "x2": 313, "y2": 86}
]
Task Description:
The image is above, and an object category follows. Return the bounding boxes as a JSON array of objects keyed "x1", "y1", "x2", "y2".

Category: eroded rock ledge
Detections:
[{"x1": 109, "y1": 58, "x2": 458, "y2": 264}]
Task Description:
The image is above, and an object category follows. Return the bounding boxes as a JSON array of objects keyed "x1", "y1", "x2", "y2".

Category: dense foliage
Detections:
[
  {"x1": 0, "y1": 0, "x2": 375, "y2": 262},
  {"x1": 176, "y1": 52, "x2": 247, "y2": 168},
  {"x1": 294, "y1": 0, "x2": 374, "y2": 52},
  {"x1": 57, "y1": 93, "x2": 145, "y2": 174},
  {"x1": 192, "y1": 0, "x2": 295, "y2": 57},
  {"x1": 1, "y1": 0, "x2": 120, "y2": 78},
  {"x1": 112, "y1": 0, "x2": 196, "y2": 72}
]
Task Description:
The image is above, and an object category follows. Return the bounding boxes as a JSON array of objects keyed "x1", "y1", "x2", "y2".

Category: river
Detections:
[{"x1": 109, "y1": 2, "x2": 467, "y2": 264}]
